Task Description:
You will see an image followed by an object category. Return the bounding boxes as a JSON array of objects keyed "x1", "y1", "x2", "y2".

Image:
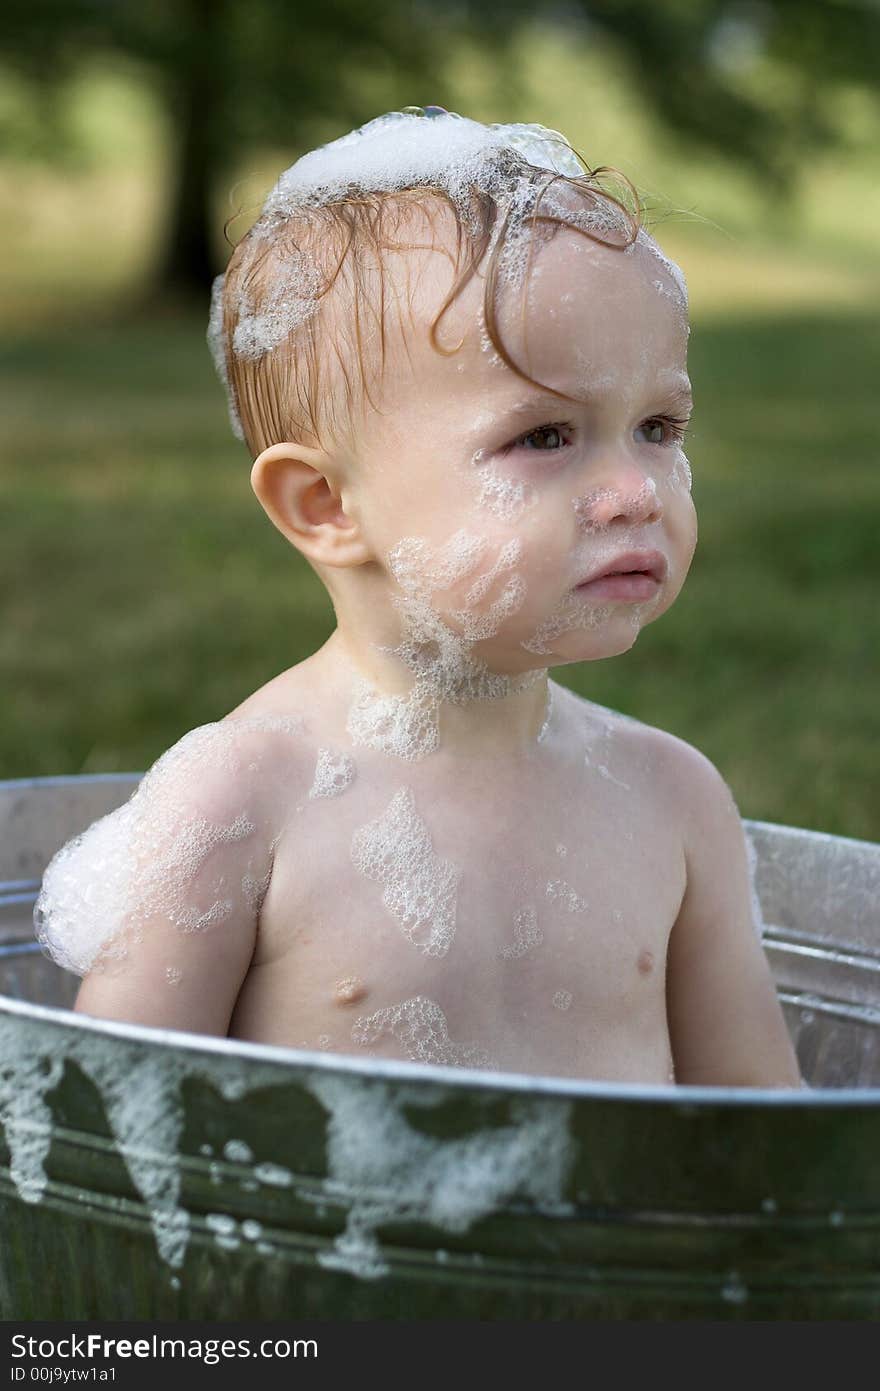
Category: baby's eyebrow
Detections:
[
  {"x1": 661, "y1": 382, "x2": 694, "y2": 410},
  {"x1": 495, "y1": 393, "x2": 578, "y2": 422},
  {"x1": 490, "y1": 380, "x2": 694, "y2": 429}
]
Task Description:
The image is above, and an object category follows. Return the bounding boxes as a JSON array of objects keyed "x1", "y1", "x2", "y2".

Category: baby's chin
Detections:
[
  {"x1": 506, "y1": 594, "x2": 664, "y2": 665},
  {"x1": 460, "y1": 606, "x2": 654, "y2": 677},
  {"x1": 540, "y1": 619, "x2": 648, "y2": 667}
]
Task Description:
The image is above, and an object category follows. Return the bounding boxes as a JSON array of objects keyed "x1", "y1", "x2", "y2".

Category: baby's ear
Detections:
[{"x1": 250, "y1": 441, "x2": 371, "y2": 569}]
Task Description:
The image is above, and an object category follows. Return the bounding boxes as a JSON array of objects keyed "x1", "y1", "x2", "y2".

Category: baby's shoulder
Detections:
[
  {"x1": 35, "y1": 715, "x2": 310, "y2": 977},
  {"x1": 553, "y1": 682, "x2": 731, "y2": 813},
  {"x1": 140, "y1": 713, "x2": 308, "y2": 815}
]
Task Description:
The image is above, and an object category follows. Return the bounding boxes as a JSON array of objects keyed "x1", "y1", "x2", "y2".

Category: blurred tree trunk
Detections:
[{"x1": 154, "y1": 0, "x2": 224, "y2": 297}]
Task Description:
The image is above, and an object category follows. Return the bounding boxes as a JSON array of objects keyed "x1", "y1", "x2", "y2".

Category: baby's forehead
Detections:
[
  {"x1": 385, "y1": 202, "x2": 683, "y2": 328},
  {"x1": 380, "y1": 215, "x2": 687, "y2": 392}
]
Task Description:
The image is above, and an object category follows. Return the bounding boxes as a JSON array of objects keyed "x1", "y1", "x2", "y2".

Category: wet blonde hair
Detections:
[{"x1": 217, "y1": 155, "x2": 643, "y2": 458}]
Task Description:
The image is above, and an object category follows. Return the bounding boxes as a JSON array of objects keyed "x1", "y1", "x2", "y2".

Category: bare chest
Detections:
[{"x1": 230, "y1": 744, "x2": 686, "y2": 1080}]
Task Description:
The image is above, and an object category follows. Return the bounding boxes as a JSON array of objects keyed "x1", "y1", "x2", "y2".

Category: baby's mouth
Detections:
[{"x1": 573, "y1": 548, "x2": 667, "y2": 601}]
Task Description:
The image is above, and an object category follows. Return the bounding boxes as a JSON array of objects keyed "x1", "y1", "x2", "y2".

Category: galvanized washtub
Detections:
[{"x1": 1, "y1": 773, "x2": 879, "y2": 1320}]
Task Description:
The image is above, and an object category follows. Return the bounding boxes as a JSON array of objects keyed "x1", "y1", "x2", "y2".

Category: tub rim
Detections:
[{"x1": 1, "y1": 990, "x2": 876, "y2": 1111}]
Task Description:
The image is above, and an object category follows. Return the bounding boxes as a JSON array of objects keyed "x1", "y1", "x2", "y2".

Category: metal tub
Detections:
[{"x1": 1, "y1": 773, "x2": 879, "y2": 1320}]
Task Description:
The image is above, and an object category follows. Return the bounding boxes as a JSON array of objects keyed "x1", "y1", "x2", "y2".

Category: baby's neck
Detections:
[{"x1": 318, "y1": 628, "x2": 551, "y2": 759}]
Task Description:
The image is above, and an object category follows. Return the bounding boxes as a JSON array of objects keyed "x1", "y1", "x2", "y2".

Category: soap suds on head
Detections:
[
  {"x1": 264, "y1": 113, "x2": 587, "y2": 218},
  {"x1": 209, "y1": 106, "x2": 644, "y2": 456},
  {"x1": 207, "y1": 275, "x2": 245, "y2": 441},
  {"x1": 232, "y1": 251, "x2": 322, "y2": 360},
  {"x1": 636, "y1": 227, "x2": 688, "y2": 313},
  {"x1": 236, "y1": 109, "x2": 616, "y2": 361},
  {"x1": 351, "y1": 788, "x2": 460, "y2": 957}
]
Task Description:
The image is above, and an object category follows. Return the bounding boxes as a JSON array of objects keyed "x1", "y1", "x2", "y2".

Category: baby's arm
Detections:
[
  {"x1": 37, "y1": 724, "x2": 276, "y2": 1037},
  {"x1": 74, "y1": 876, "x2": 258, "y2": 1036},
  {"x1": 663, "y1": 740, "x2": 804, "y2": 1088}
]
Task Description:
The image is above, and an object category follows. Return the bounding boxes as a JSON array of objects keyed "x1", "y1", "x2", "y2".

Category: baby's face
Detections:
[{"x1": 344, "y1": 210, "x2": 697, "y2": 673}]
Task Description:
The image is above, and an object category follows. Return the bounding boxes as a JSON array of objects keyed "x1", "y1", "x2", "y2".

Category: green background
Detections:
[{"x1": 2, "y1": 22, "x2": 878, "y2": 840}]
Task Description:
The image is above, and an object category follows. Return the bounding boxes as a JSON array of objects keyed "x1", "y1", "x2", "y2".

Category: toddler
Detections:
[{"x1": 35, "y1": 108, "x2": 803, "y2": 1087}]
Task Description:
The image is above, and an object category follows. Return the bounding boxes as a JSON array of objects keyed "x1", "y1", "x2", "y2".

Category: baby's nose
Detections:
[{"x1": 574, "y1": 469, "x2": 663, "y2": 532}]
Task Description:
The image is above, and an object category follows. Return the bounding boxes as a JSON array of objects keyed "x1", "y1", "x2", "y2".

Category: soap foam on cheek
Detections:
[
  {"x1": 473, "y1": 456, "x2": 537, "y2": 521},
  {"x1": 669, "y1": 452, "x2": 693, "y2": 494},
  {"x1": 347, "y1": 528, "x2": 543, "y2": 761},
  {"x1": 522, "y1": 592, "x2": 614, "y2": 654},
  {"x1": 387, "y1": 530, "x2": 527, "y2": 642},
  {"x1": 455, "y1": 413, "x2": 523, "y2": 519}
]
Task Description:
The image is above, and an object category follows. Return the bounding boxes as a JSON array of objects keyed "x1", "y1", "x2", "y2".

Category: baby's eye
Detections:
[
  {"x1": 509, "y1": 422, "x2": 573, "y2": 452},
  {"x1": 636, "y1": 416, "x2": 691, "y2": 446}
]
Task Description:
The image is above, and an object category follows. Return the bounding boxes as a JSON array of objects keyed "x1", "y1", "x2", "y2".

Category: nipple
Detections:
[{"x1": 334, "y1": 976, "x2": 367, "y2": 1006}]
